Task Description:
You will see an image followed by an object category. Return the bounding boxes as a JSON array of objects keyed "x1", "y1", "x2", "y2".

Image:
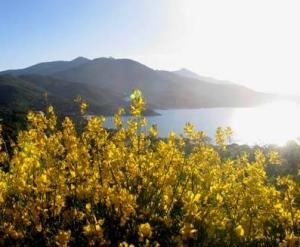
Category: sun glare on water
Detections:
[{"x1": 230, "y1": 100, "x2": 300, "y2": 145}]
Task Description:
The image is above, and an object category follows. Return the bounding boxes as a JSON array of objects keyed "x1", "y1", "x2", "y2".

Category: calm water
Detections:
[{"x1": 103, "y1": 101, "x2": 300, "y2": 145}]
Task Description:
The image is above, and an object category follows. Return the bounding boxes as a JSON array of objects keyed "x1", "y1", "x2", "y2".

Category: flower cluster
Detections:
[{"x1": 0, "y1": 90, "x2": 299, "y2": 246}]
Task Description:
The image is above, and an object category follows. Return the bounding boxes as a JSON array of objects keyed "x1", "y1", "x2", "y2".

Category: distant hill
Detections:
[
  {"x1": 0, "y1": 75, "x2": 45, "y2": 110},
  {"x1": 51, "y1": 57, "x2": 275, "y2": 108},
  {"x1": 0, "y1": 57, "x2": 90, "y2": 76},
  {"x1": 0, "y1": 57, "x2": 282, "y2": 115},
  {"x1": 173, "y1": 68, "x2": 233, "y2": 85},
  {"x1": 173, "y1": 68, "x2": 203, "y2": 80},
  {"x1": 0, "y1": 74, "x2": 157, "y2": 116}
]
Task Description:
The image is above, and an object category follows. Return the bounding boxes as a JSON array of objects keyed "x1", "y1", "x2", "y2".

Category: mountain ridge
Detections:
[
  {"x1": 173, "y1": 68, "x2": 234, "y2": 85},
  {"x1": 0, "y1": 56, "x2": 288, "y2": 115},
  {"x1": 0, "y1": 57, "x2": 91, "y2": 76}
]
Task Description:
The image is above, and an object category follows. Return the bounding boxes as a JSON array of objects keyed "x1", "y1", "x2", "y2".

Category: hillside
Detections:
[
  {"x1": 173, "y1": 68, "x2": 233, "y2": 85},
  {"x1": 0, "y1": 75, "x2": 48, "y2": 111},
  {"x1": 0, "y1": 57, "x2": 90, "y2": 76},
  {"x1": 0, "y1": 57, "x2": 281, "y2": 112},
  {"x1": 173, "y1": 68, "x2": 204, "y2": 80},
  {"x1": 51, "y1": 57, "x2": 276, "y2": 108},
  {"x1": 18, "y1": 74, "x2": 130, "y2": 115},
  {"x1": 0, "y1": 74, "x2": 157, "y2": 116}
]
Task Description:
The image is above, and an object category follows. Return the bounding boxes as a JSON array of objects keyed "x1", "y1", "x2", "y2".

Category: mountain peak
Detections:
[
  {"x1": 178, "y1": 68, "x2": 192, "y2": 72},
  {"x1": 72, "y1": 56, "x2": 90, "y2": 62},
  {"x1": 173, "y1": 68, "x2": 201, "y2": 80}
]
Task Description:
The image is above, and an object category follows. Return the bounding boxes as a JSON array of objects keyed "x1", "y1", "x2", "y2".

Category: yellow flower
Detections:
[
  {"x1": 80, "y1": 102, "x2": 88, "y2": 115},
  {"x1": 235, "y1": 225, "x2": 245, "y2": 237},
  {"x1": 138, "y1": 223, "x2": 152, "y2": 239},
  {"x1": 85, "y1": 203, "x2": 92, "y2": 213},
  {"x1": 130, "y1": 89, "x2": 145, "y2": 116},
  {"x1": 130, "y1": 89, "x2": 142, "y2": 100},
  {"x1": 268, "y1": 150, "x2": 281, "y2": 165},
  {"x1": 0, "y1": 91, "x2": 297, "y2": 246},
  {"x1": 216, "y1": 193, "x2": 223, "y2": 204},
  {"x1": 36, "y1": 224, "x2": 43, "y2": 233},
  {"x1": 83, "y1": 224, "x2": 93, "y2": 237},
  {"x1": 55, "y1": 230, "x2": 71, "y2": 247},
  {"x1": 180, "y1": 223, "x2": 198, "y2": 240},
  {"x1": 184, "y1": 122, "x2": 194, "y2": 136},
  {"x1": 119, "y1": 242, "x2": 135, "y2": 247},
  {"x1": 149, "y1": 124, "x2": 158, "y2": 138}
]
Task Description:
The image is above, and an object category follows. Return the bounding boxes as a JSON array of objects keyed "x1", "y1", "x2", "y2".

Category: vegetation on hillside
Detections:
[
  {"x1": 1, "y1": 57, "x2": 279, "y2": 109},
  {"x1": 0, "y1": 74, "x2": 158, "y2": 118},
  {"x1": 0, "y1": 90, "x2": 299, "y2": 246}
]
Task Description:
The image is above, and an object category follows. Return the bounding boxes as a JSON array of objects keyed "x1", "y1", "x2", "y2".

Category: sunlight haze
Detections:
[{"x1": 1, "y1": 0, "x2": 300, "y2": 95}]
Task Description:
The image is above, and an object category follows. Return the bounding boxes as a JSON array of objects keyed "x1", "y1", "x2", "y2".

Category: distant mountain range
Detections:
[{"x1": 0, "y1": 56, "x2": 286, "y2": 116}]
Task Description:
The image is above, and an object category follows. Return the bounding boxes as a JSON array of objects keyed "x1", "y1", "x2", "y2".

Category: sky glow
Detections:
[{"x1": 1, "y1": 0, "x2": 300, "y2": 95}]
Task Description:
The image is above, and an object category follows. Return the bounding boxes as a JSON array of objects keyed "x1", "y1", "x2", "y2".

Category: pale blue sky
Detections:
[
  {"x1": 0, "y1": 0, "x2": 169, "y2": 70},
  {"x1": 1, "y1": 0, "x2": 300, "y2": 95}
]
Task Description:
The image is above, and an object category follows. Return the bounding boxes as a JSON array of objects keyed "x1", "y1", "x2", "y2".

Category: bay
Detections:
[{"x1": 103, "y1": 100, "x2": 300, "y2": 145}]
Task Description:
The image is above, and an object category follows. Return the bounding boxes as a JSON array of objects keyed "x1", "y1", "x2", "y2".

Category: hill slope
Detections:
[
  {"x1": 0, "y1": 74, "x2": 150, "y2": 116},
  {"x1": 0, "y1": 57, "x2": 90, "y2": 76},
  {"x1": 173, "y1": 68, "x2": 233, "y2": 85},
  {"x1": 0, "y1": 57, "x2": 279, "y2": 111},
  {"x1": 52, "y1": 57, "x2": 274, "y2": 108}
]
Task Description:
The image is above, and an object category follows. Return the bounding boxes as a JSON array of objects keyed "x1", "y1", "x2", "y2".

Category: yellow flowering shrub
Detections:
[{"x1": 0, "y1": 89, "x2": 299, "y2": 246}]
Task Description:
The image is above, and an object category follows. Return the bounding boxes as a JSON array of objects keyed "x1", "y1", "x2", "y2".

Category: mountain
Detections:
[
  {"x1": 0, "y1": 57, "x2": 90, "y2": 76},
  {"x1": 0, "y1": 57, "x2": 281, "y2": 114},
  {"x1": 173, "y1": 68, "x2": 233, "y2": 85},
  {"x1": 51, "y1": 57, "x2": 274, "y2": 108},
  {"x1": 0, "y1": 75, "x2": 45, "y2": 110},
  {"x1": 18, "y1": 74, "x2": 131, "y2": 114},
  {"x1": 173, "y1": 68, "x2": 203, "y2": 80},
  {"x1": 0, "y1": 74, "x2": 158, "y2": 116}
]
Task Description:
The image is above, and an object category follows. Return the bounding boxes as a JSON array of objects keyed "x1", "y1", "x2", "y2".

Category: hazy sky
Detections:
[{"x1": 1, "y1": 0, "x2": 300, "y2": 95}]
